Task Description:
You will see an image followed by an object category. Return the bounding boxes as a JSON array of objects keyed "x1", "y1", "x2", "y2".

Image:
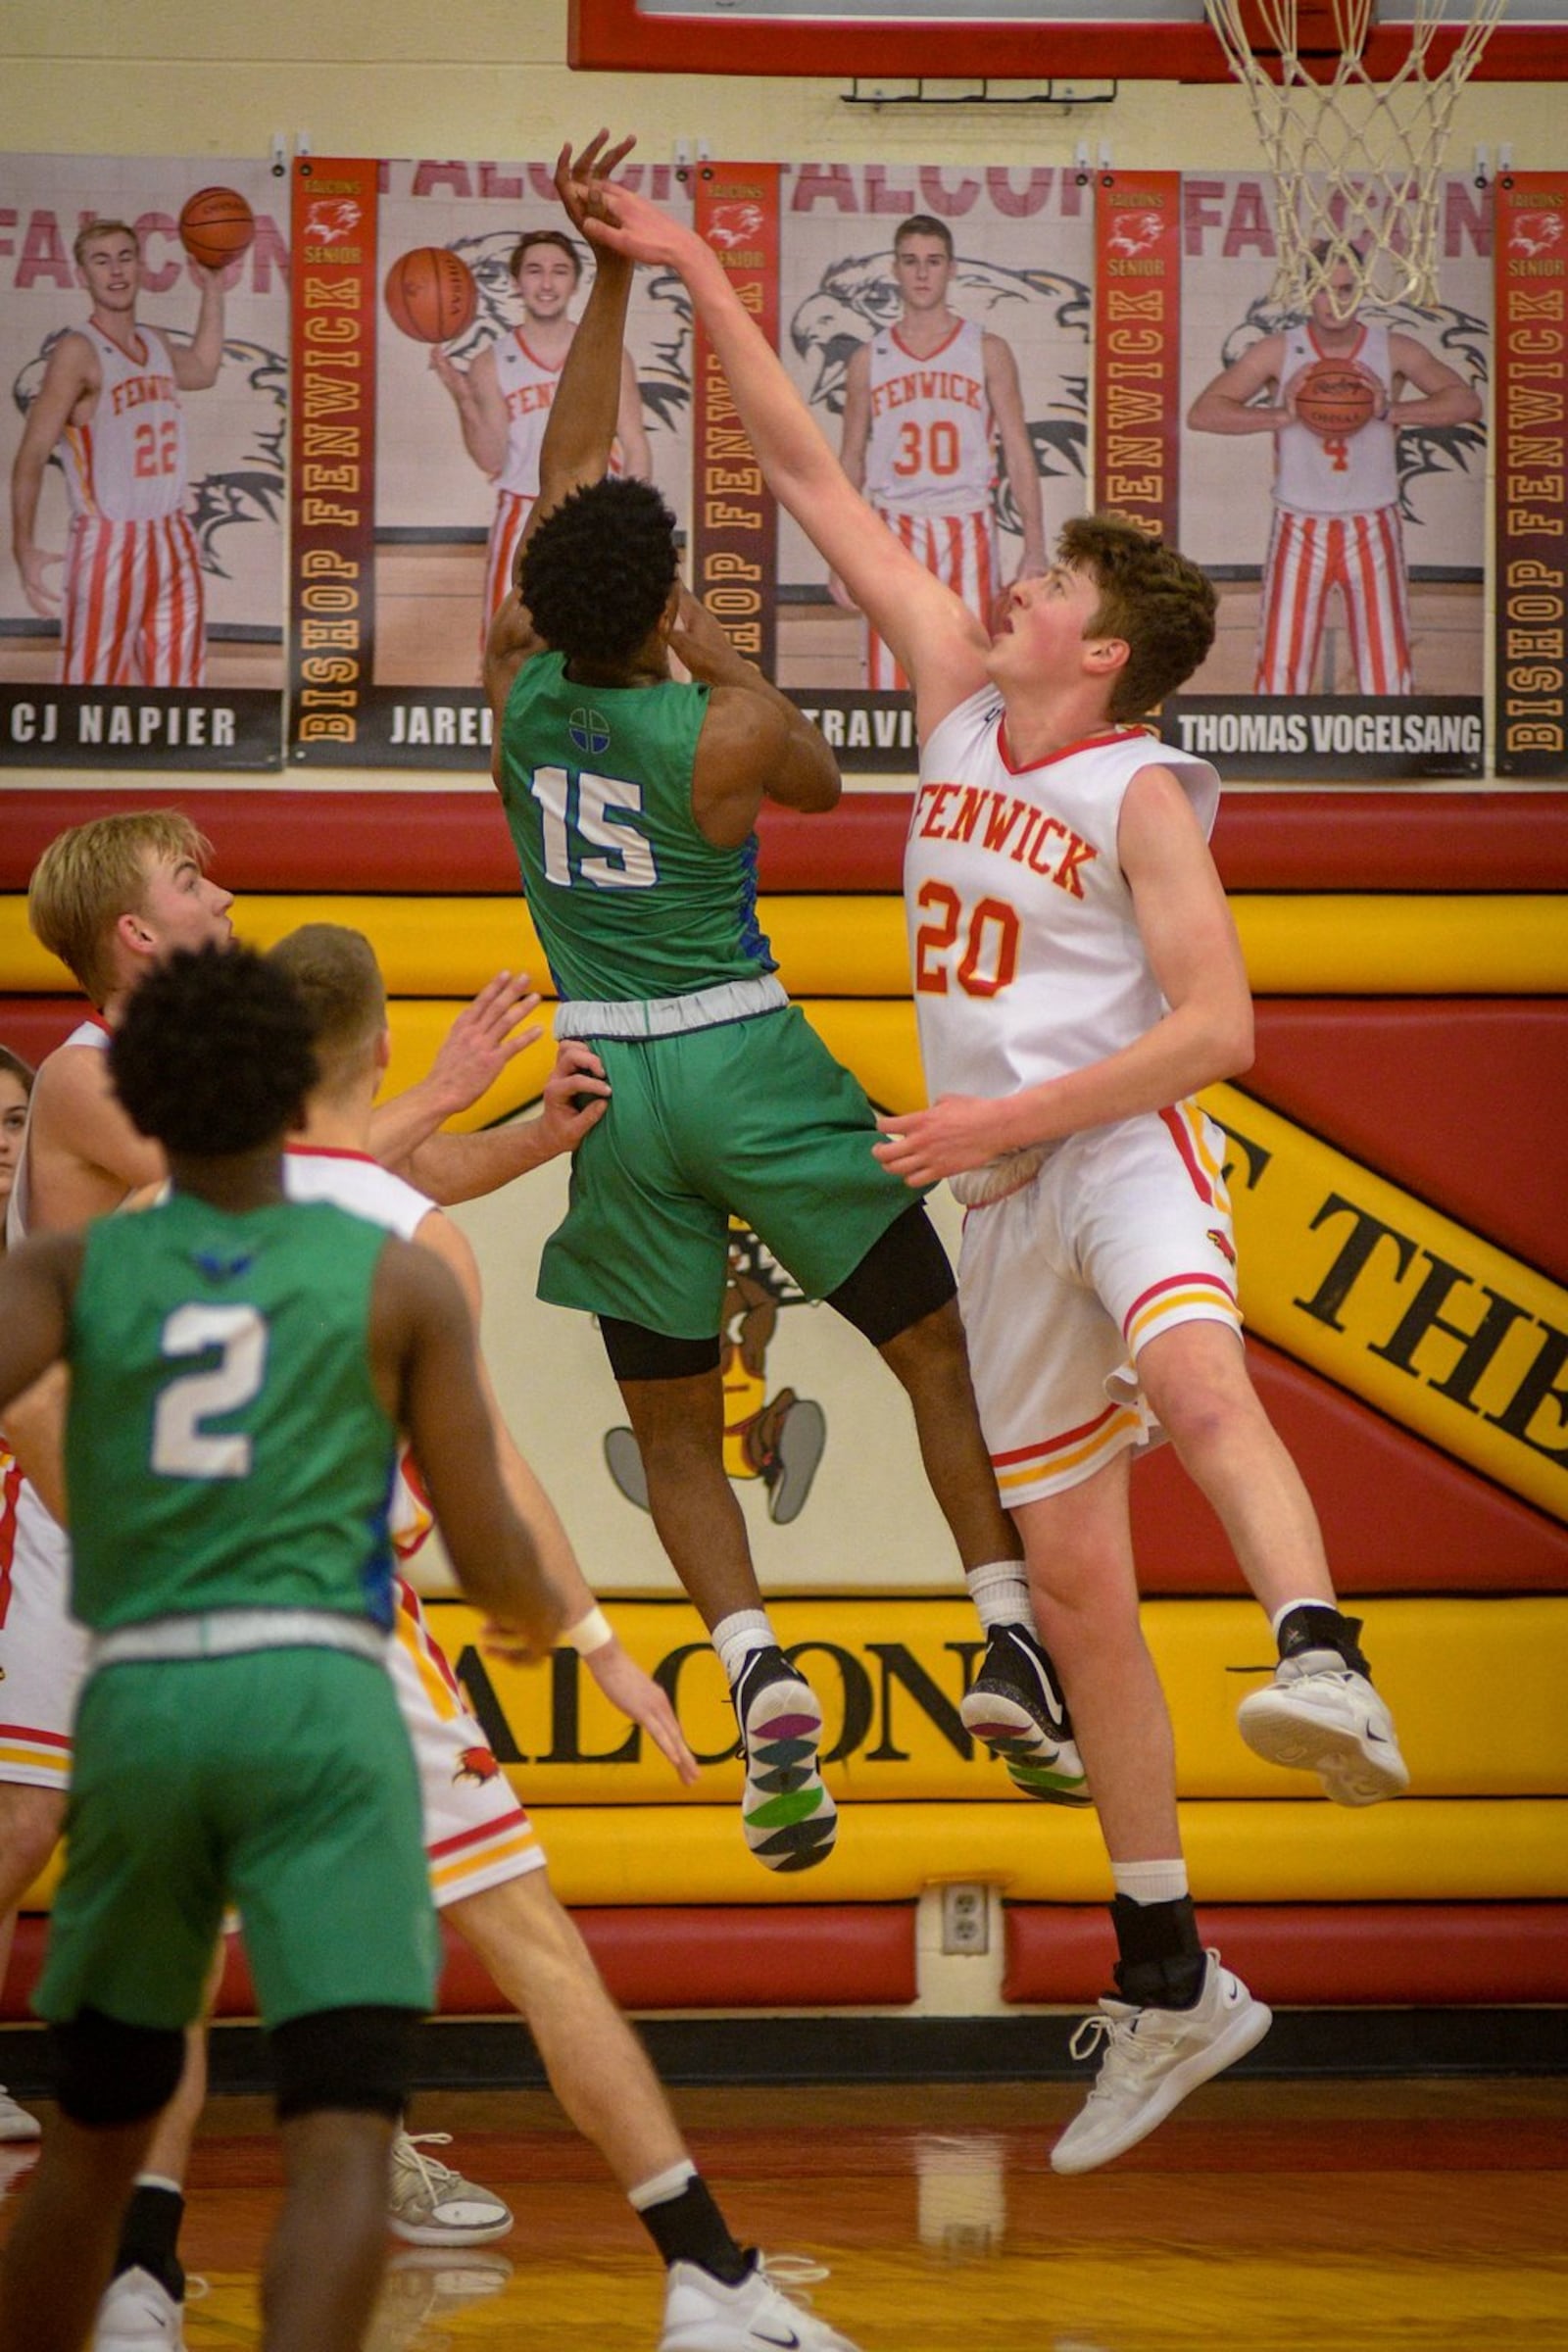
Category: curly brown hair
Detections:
[{"x1": 1058, "y1": 513, "x2": 1217, "y2": 722}]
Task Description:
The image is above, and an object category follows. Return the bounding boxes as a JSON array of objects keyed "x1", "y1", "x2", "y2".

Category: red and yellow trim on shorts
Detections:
[
  {"x1": 427, "y1": 1804, "x2": 544, "y2": 1903},
  {"x1": 1123, "y1": 1269, "x2": 1242, "y2": 1353},
  {"x1": 991, "y1": 1397, "x2": 1146, "y2": 1498}
]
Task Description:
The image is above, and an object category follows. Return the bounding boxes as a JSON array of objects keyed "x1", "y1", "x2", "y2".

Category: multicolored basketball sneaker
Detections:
[
  {"x1": 960, "y1": 1622, "x2": 1091, "y2": 1806},
  {"x1": 733, "y1": 1646, "x2": 838, "y2": 1871}
]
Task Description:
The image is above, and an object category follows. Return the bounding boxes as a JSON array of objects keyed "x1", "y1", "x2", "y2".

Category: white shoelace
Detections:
[
  {"x1": 1068, "y1": 2009, "x2": 1162, "y2": 2090},
  {"x1": 395, "y1": 2132, "x2": 466, "y2": 2200},
  {"x1": 756, "y1": 2251, "x2": 831, "y2": 2307}
]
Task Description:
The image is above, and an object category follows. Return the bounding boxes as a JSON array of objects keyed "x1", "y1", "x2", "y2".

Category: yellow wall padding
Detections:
[
  {"x1": 5, "y1": 893, "x2": 1566, "y2": 1000},
  {"x1": 24, "y1": 1796, "x2": 1565, "y2": 1913},
  {"x1": 414, "y1": 1593, "x2": 1565, "y2": 1804}
]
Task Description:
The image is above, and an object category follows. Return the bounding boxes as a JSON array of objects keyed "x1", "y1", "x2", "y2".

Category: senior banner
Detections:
[
  {"x1": 1494, "y1": 171, "x2": 1568, "y2": 779},
  {"x1": 285, "y1": 152, "x2": 693, "y2": 768},
  {"x1": 1168, "y1": 171, "x2": 1490, "y2": 779},
  {"x1": 0, "y1": 153, "x2": 287, "y2": 767}
]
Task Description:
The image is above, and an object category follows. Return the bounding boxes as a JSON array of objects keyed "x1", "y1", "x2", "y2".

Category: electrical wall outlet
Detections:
[{"x1": 940, "y1": 1883, "x2": 990, "y2": 1956}]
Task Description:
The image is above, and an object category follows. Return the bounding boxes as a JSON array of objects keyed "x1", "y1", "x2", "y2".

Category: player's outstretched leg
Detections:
[
  {"x1": 611, "y1": 1358, "x2": 837, "y2": 1873},
  {"x1": 661, "y1": 2254, "x2": 865, "y2": 2352},
  {"x1": 728, "y1": 1639, "x2": 837, "y2": 1874},
  {"x1": 1051, "y1": 1936, "x2": 1272, "y2": 2176},
  {"x1": 959, "y1": 1617, "x2": 1090, "y2": 1807},
  {"x1": 1237, "y1": 1604, "x2": 1408, "y2": 1807}
]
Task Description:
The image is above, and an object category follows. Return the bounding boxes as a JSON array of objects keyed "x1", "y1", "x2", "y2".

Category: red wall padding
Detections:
[
  {"x1": 3, "y1": 791, "x2": 1566, "y2": 895},
  {"x1": 0, "y1": 1903, "x2": 918, "y2": 2024},
  {"x1": 1246, "y1": 1000, "x2": 1568, "y2": 1284},
  {"x1": 1004, "y1": 1902, "x2": 1568, "y2": 2006},
  {"x1": 1131, "y1": 1337, "x2": 1568, "y2": 1593}
]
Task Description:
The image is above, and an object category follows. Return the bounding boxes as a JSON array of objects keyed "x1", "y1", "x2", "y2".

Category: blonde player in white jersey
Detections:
[
  {"x1": 270, "y1": 924, "x2": 865, "y2": 2352},
  {"x1": 579, "y1": 144, "x2": 1411, "y2": 2177},
  {"x1": 835, "y1": 215, "x2": 1046, "y2": 692},
  {"x1": 430, "y1": 228, "x2": 651, "y2": 645},
  {"x1": 10, "y1": 220, "x2": 225, "y2": 688},
  {"x1": 1188, "y1": 252, "x2": 1482, "y2": 696}
]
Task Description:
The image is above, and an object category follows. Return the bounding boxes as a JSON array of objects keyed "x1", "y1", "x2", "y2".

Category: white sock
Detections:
[
  {"x1": 964, "y1": 1561, "x2": 1033, "y2": 1632},
  {"x1": 1112, "y1": 1859, "x2": 1190, "y2": 1906},
  {"x1": 627, "y1": 2158, "x2": 699, "y2": 2212},
  {"x1": 712, "y1": 1609, "x2": 776, "y2": 1689},
  {"x1": 1270, "y1": 1597, "x2": 1339, "y2": 1640}
]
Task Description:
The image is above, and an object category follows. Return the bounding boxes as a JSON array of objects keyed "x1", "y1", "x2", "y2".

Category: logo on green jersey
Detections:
[{"x1": 569, "y1": 707, "x2": 612, "y2": 757}]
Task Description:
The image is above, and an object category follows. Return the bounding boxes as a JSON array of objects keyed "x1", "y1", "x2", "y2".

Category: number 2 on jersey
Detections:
[
  {"x1": 152, "y1": 1303, "x2": 268, "y2": 1480},
  {"x1": 914, "y1": 881, "x2": 1019, "y2": 998},
  {"x1": 530, "y1": 766, "x2": 659, "y2": 891}
]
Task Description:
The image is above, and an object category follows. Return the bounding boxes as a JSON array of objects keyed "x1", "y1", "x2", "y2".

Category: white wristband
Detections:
[{"x1": 564, "y1": 1604, "x2": 614, "y2": 1657}]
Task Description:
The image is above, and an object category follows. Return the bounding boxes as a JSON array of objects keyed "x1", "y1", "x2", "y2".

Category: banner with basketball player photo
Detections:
[
  {"x1": 0, "y1": 153, "x2": 287, "y2": 769},
  {"x1": 1493, "y1": 170, "x2": 1568, "y2": 780},
  {"x1": 1163, "y1": 169, "x2": 1491, "y2": 781},
  {"x1": 771, "y1": 161, "x2": 1093, "y2": 772},
  {"x1": 287, "y1": 153, "x2": 694, "y2": 770}
]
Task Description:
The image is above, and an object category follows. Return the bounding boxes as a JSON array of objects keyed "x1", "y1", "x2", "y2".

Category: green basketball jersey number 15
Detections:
[
  {"x1": 497, "y1": 650, "x2": 778, "y2": 1004},
  {"x1": 65, "y1": 1192, "x2": 401, "y2": 1635}
]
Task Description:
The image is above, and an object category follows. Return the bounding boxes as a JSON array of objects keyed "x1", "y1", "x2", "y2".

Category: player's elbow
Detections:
[{"x1": 1213, "y1": 999, "x2": 1254, "y2": 1080}]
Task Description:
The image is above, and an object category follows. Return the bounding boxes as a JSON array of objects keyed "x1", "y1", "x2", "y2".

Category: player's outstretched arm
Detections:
[
  {"x1": 400, "y1": 1039, "x2": 610, "y2": 1207},
  {"x1": 582, "y1": 167, "x2": 990, "y2": 734},
  {"x1": 377, "y1": 1239, "x2": 564, "y2": 1656},
  {"x1": 414, "y1": 1209, "x2": 699, "y2": 1783},
  {"x1": 368, "y1": 969, "x2": 544, "y2": 1181}
]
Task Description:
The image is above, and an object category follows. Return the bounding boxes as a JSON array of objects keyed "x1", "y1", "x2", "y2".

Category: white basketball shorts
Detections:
[{"x1": 957, "y1": 1101, "x2": 1244, "y2": 1507}]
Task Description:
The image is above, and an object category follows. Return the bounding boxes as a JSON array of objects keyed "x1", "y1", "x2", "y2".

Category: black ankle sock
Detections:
[
  {"x1": 1109, "y1": 1892, "x2": 1206, "y2": 2011},
  {"x1": 114, "y1": 2182, "x2": 185, "y2": 2303},
  {"x1": 1277, "y1": 1603, "x2": 1371, "y2": 1679},
  {"x1": 638, "y1": 2176, "x2": 752, "y2": 2286}
]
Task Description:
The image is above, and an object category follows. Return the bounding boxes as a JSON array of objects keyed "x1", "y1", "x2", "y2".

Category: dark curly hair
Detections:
[
  {"x1": 109, "y1": 943, "x2": 318, "y2": 1157},
  {"x1": 1058, "y1": 512, "x2": 1217, "y2": 721},
  {"x1": 519, "y1": 476, "x2": 680, "y2": 668}
]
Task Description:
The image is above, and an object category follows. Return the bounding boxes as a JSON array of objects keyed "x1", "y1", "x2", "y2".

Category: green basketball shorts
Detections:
[{"x1": 539, "y1": 1004, "x2": 922, "y2": 1338}]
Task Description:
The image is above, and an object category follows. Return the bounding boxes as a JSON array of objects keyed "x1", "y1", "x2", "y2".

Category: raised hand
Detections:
[
  {"x1": 423, "y1": 969, "x2": 544, "y2": 1119},
  {"x1": 554, "y1": 129, "x2": 638, "y2": 238}
]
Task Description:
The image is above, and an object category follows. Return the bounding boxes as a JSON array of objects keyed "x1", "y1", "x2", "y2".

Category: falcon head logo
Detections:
[
  {"x1": 709, "y1": 203, "x2": 766, "y2": 250},
  {"x1": 302, "y1": 198, "x2": 362, "y2": 244},
  {"x1": 1510, "y1": 210, "x2": 1564, "y2": 257},
  {"x1": 1106, "y1": 211, "x2": 1164, "y2": 258}
]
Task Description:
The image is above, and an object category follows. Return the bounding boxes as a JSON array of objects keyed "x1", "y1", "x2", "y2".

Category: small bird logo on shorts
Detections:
[
  {"x1": 569, "y1": 707, "x2": 612, "y2": 757},
  {"x1": 455, "y1": 1746, "x2": 502, "y2": 1785}
]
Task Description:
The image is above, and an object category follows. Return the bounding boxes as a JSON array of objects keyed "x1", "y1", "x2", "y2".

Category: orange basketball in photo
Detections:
[
  {"x1": 178, "y1": 186, "x2": 256, "y2": 271},
  {"x1": 383, "y1": 247, "x2": 478, "y2": 344},
  {"x1": 1294, "y1": 360, "x2": 1380, "y2": 439}
]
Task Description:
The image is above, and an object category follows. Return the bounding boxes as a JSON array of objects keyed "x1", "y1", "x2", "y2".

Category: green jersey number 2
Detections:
[
  {"x1": 530, "y1": 766, "x2": 659, "y2": 891},
  {"x1": 151, "y1": 1302, "x2": 269, "y2": 1480}
]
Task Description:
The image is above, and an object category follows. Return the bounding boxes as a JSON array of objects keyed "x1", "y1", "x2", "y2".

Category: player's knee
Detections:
[
  {"x1": 827, "y1": 1203, "x2": 956, "y2": 1349},
  {"x1": 601, "y1": 1316, "x2": 721, "y2": 1385},
  {"x1": 53, "y1": 2008, "x2": 186, "y2": 2128},
  {"x1": 270, "y1": 2004, "x2": 421, "y2": 2124},
  {"x1": 0, "y1": 1787, "x2": 66, "y2": 1893}
]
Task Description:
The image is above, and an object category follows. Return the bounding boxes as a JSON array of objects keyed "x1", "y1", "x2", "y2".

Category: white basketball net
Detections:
[{"x1": 1204, "y1": 0, "x2": 1506, "y2": 314}]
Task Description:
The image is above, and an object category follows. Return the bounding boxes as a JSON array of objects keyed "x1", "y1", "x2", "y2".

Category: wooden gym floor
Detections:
[{"x1": 3, "y1": 2076, "x2": 1563, "y2": 2348}]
